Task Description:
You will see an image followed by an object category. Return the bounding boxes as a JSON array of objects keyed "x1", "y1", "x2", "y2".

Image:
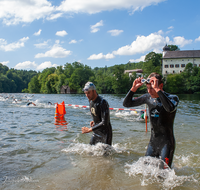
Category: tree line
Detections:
[
  {"x1": 1, "y1": 45, "x2": 200, "y2": 94},
  {"x1": 0, "y1": 63, "x2": 37, "y2": 93}
]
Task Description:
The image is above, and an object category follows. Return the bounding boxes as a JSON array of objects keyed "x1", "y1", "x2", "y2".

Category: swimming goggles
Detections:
[{"x1": 141, "y1": 78, "x2": 151, "y2": 83}]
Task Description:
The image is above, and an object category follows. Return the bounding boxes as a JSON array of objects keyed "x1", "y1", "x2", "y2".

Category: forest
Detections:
[{"x1": 1, "y1": 47, "x2": 200, "y2": 94}]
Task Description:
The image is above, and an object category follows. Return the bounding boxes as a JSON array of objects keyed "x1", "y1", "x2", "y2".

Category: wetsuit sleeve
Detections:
[
  {"x1": 157, "y1": 91, "x2": 179, "y2": 113},
  {"x1": 92, "y1": 99, "x2": 110, "y2": 132},
  {"x1": 123, "y1": 90, "x2": 147, "y2": 107}
]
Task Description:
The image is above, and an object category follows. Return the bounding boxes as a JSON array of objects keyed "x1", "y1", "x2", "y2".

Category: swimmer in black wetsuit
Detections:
[
  {"x1": 26, "y1": 102, "x2": 36, "y2": 106},
  {"x1": 82, "y1": 82, "x2": 112, "y2": 146},
  {"x1": 123, "y1": 72, "x2": 179, "y2": 168}
]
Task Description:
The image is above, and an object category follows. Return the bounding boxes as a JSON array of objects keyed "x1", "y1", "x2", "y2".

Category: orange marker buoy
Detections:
[{"x1": 54, "y1": 101, "x2": 67, "y2": 126}]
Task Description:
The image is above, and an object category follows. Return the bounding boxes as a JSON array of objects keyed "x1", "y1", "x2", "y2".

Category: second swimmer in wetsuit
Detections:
[
  {"x1": 82, "y1": 82, "x2": 112, "y2": 146},
  {"x1": 123, "y1": 72, "x2": 179, "y2": 168}
]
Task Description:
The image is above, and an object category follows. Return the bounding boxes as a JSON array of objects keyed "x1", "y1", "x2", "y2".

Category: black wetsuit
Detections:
[
  {"x1": 27, "y1": 102, "x2": 32, "y2": 106},
  {"x1": 89, "y1": 96, "x2": 112, "y2": 146},
  {"x1": 123, "y1": 90, "x2": 179, "y2": 168}
]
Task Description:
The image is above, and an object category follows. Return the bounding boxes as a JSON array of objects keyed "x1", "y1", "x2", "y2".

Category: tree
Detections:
[
  {"x1": 28, "y1": 75, "x2": 41, "y2": 93},
  {"x1": 112, "y1": 65, "x2": 130, "y2": 94},
  {"x1": 144, "y1": 52, "x2": 162, "y2": 67},
  {"x1": 165, "y1": 74, "x2": 184, "y2": 94},
  {"x1": 168, "y1": 45, "x2": 180, "y2": 51}
]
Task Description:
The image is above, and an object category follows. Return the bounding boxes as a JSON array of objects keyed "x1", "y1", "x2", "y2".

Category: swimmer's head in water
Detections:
[{"x1": 82, "y1": 82, "x2": 96, "y2": 92}]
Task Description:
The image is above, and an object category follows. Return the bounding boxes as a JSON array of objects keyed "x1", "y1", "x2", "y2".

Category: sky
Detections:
[{"x1": 0, "y1": 0, "x2": 200, "y2": 71}]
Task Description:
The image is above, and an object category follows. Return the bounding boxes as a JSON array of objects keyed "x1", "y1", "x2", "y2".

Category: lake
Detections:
[{"x1": 0, "y1": 93, "x2": 200, "y2": 190}]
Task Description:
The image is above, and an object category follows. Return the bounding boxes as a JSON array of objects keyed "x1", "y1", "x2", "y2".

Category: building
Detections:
[
  {"x1": 162, "y1": 45, "x2": 200, "y2": 75},
  {"x1": 124, "y1": 69, "x2": 143, "y2": 77},
  {"x1": 60, "y1": 85, "x2": 77, "y2": 94}
]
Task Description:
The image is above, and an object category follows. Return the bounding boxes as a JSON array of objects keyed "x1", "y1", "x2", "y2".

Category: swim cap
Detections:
[{"x1": 82, "y1": 82, "x2": 96, "y2": 91}]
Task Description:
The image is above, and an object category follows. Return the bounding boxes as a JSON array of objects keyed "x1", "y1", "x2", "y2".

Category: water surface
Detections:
[{"x1": 0, "y1": 93, "x2": 200, "y2": 190}]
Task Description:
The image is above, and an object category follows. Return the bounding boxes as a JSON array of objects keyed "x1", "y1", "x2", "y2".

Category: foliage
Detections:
[
  {"x1": 1, "y1": 47, "x2": 200, "y2": 95},
  {"x1": 0, "y1": 63, "x2": 37, "y2": 93},
  {"x1": 168, "y1": 45, "x2": 180, "y2": 51}
]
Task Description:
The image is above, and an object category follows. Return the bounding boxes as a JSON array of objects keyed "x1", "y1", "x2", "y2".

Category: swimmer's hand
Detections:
[
  {"x1": 82, "y1": 127, "x2": 92, "y2": 134},
  {"x1": 131, "y1": 77, "x2": 144, "y2": 92},
  {"x1": 150, "y1": 77, "x2": 161, "y2": 92},
  {"x1": 90, "y1": 121, "x2": 94, "y2": 127}
]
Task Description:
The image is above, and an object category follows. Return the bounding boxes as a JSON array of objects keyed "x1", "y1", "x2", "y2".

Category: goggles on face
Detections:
[{"x1": 141, "y1": 78, "x2": 151, "y2": 84}]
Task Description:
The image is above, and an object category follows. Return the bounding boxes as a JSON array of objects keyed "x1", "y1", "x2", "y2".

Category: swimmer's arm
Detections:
[
  {"x1": 157, "y1": 91, "x2": 179, "y2": 112},
  {"x1": 123, "y1": 90, "x2": 147, "y2": 107},
  {"x1": 82, "y1": 127, "x2": 92, "y2": 134}
]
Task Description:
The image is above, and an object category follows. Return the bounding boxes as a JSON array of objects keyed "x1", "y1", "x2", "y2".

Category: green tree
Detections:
[
  {"x1": 168, "y1": 45, "x2": 180, "y2": 51},
  {"x1": 28, "y1": 75, "x2": 41, "y2": 93},
  {"x1": 144, "y1": 52, "x2": 162, "y2": 67},
  {"x1": 165, "y1": 74, "x2": 184, "y2": 94}
]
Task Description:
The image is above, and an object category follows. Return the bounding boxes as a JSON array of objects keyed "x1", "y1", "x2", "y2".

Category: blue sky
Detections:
[{"x1": 0, "y1": 0, "x2": 200, "y2": 71}]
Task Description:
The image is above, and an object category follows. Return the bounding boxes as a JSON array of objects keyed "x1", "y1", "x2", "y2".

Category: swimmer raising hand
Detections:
[{"x1": 131, "y1": 77, "x2": 144, "y2": 92}]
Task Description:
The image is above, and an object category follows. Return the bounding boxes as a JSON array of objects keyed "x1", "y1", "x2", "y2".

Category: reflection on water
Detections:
[{"x1": 0, "y1": 93, "x2": 200, "y2": 190}]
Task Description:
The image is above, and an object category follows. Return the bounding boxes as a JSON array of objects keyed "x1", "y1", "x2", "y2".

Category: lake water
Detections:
[{"x1": 0, "y1": 93, "x2": 200, "y2": 190}]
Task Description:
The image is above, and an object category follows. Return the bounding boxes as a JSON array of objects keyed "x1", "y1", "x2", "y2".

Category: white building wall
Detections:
[{"x1": 162, "y1": 58, "x2": 200, "y2": 75}]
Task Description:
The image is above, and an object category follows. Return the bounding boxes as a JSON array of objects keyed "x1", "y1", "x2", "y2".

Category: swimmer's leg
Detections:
[
  {"x1": 106, "y1": 132, "x2": 112, "y2": 146},
  {"x1": 160, "y1": 144, "x2": 175, "y2": 169},
  {"x1": 89, "y1": 134, "x2": 103, "y2": 145},
  {"x1": 145, "y1": 143, "x2": 154, "y2": 157}
]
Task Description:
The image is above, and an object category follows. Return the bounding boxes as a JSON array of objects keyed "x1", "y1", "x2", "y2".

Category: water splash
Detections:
[
  {"x1": 62, "y1": 142, "x2": 116, "y2": 156},
  {"x1": 125, "y1": 156, "x2": 198, "y2": 189}
]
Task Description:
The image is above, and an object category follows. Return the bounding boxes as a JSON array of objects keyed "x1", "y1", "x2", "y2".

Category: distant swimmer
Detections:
[
  {"x1": 48, "y1": 102, "x2": 53, "y2": 105},
  {"x1": 82, "y1": 82, "x2": 112, "y2": 146},
  {"x1": 26, "y1": 102, "x2": 36, "y2": 106},
  {"x1": 123, "y1": 72, "x2": 179, "y2": 169}
]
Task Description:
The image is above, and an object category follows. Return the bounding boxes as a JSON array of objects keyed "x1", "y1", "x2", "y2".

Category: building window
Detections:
[
  {"x1": 194, "y1": 59, "x2": 196, "y2": 61},
  {"x1": 180, "y1": 70, "x2": 182, "y2": 73},
  {"x1": 170, "y1": 64, "x2": 174, "y2": 68},
  {"x1": 182, "y1": 60, "x2": 184, "y2": 61},
  {"x1": 173, "y1": 71, "x2": 175, "y2": 73},
  {"x1": 165, "y1": 71, "x2": 168, "y2": 74},
  {"x1": 188, "y1": 59, "x2": 190, "y2": 61},
  {"x1": 175, "y1": 64, "x2": 179, "y2": 68},
  {"x1": 164, "y1": 65, "x2": 168, "y2": 68},
  {"x1": 194, "y1": 64, "x2": 197, "y2": 67},
  {"x1": 181, "y1": 64, "x2": 185, "y2": 67},
  {"x1": 171, "y1": 60, "x2": 172, "y2": 61}
]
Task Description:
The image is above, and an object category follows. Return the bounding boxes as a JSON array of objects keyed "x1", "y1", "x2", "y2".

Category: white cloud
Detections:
[
  {"x1": 168, "y1": 26, "x2": 174, "y2": 30},
  {"x1": 195, "y1": 36, "x2": 200, "y2": 42},
  {"x1": 35, "y1": 40, "x2": 71, "y2": 58},
  {"x1": 129, "y1": 55, "x2": 145, "y2": 62},
  {"x1": 47, "y1": 13, "x2": 63, "y2": 20},
  {"x1": 113, "y1": 31, "x2": 166, "y2": 56},
  {"x1": 14, "y1": 60, "x2": 58, "y2": 71},
  {"x1": 172, "y1": 36, "x2": 192, "y2": 47},
  {"x1": 88, "y1": 53, "x2": 115, "y2": 60},
  {"x1": 14, "y1": 61, "x2": 37, "y2": 70},
  {"x1": 56, "y1": 30, "x2": 68, "y2": 37},
  {"x1": 0, "y1": 0, "x2": 55, "y2": 25},
  {"x1": 34, "y1": 29, "x2": 42, "y2": 36},
  {"x1": 0, "y1": 0, "x2": 165, "y2": 25},
  {"x1": 87, "y1": 31, "x2": 193, "y2": 60},
  {"x1": 107, "y1": 29, "x2": 123, "y2": 36},
  {"x1": 69, "y1": 40, "x2": 77, "y2": 44},
  {"x1": 0, "y1": 37, "x2": 29, "y2": 51},
  {"x1": 34, "y1": 40, "x2": 51, "y2": 49},
  {"x1": 0, "y1": 61, "x2": 9, "y2": 65},
  {"x1": 90, "y1": 20, "x2": 103, "y2": 33},
  {"x1": 57, "y1": 0, "x2": 165, "y2": 14},
  {"x1": 36, "y1": 61, "x2": 58, "y2": 70}
]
